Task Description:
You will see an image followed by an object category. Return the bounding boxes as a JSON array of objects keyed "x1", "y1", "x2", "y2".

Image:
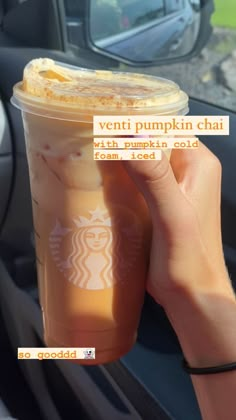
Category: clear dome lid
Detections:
[{"x1": 12, "y1": 58, "x2": 189, "y2": 121}]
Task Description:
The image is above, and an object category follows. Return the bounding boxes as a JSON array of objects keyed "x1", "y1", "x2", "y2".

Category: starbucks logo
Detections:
[{"x1": 49, "y1": 206, "x2": 142, "y2": 290}]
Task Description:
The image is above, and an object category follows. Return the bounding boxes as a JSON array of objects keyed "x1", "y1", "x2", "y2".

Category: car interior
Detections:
[{"x1": 0, "y1": 1, "x2": 236, "y2": 419}]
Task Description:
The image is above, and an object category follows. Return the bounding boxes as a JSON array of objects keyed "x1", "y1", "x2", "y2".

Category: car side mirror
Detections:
[{"x1": 85, "y1": 0, "x2": 214, "y2": 66}]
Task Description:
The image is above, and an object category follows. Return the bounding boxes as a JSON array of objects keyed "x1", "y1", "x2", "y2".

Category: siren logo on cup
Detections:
[{"x1": 49, "y1": 206, "x2": 142, "y2": 290}]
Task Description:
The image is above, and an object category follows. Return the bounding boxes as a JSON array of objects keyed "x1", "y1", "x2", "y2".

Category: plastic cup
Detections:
[{"x1": 12, "y1": 59, "x2": 188, "y2": 365}]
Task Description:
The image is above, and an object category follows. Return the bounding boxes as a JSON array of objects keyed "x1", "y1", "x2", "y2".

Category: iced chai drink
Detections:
[{"x1": 12, "y1": 59, "x2": 188, "y2": 364}]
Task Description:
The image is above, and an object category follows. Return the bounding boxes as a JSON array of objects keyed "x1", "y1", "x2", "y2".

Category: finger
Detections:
[
  {"x1": 170, "y1": 141, "x2": 221, "y2": 221},
  {"x1": 123, "y1": 152, "x2": 188, "y2": 228},
  {"x1": 170, "y1": 141, "x2": 223, "y2": 261},
  {"x1": 170, "y1": 141, "x2": 221, "y2": 189}
]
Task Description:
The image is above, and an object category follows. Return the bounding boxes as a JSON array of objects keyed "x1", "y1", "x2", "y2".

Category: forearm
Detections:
[{"x1": 165, "y1": 283, "x2": 236, "y2": 420}]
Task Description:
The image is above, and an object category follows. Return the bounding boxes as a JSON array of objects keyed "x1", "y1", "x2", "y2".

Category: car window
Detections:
[{"x1": 63, "y1": 0, "x2": 236, "y2": 113}]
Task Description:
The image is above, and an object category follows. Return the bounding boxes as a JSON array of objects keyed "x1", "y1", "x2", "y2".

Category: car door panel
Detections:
[{"x1": 0, "y1": 99, "x2": 13, "y2": 231}]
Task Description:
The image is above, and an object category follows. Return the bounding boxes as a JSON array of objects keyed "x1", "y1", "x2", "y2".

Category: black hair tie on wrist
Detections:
[{"x1": 182, "y1": 358, "x2": 236, "y2": 375}]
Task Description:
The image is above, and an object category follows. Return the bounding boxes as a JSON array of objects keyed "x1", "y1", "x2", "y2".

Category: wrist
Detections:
[{"x1": 164, "y1": 281, "x2": 236, "y2": 367}]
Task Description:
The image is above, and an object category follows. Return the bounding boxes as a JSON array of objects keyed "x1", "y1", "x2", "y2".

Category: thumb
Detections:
[{"x1": 123, "y1": 152, "x2": 186, "y2": 227}]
